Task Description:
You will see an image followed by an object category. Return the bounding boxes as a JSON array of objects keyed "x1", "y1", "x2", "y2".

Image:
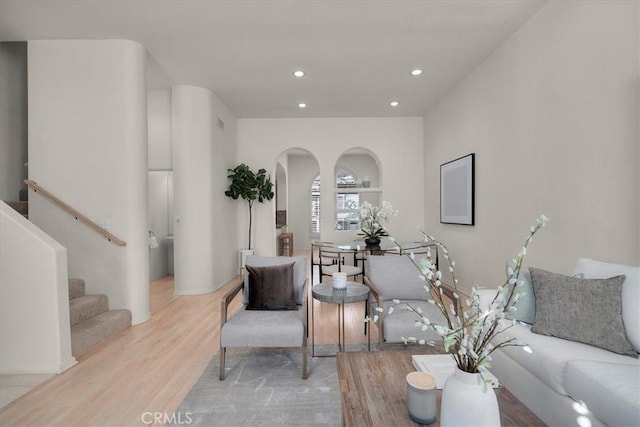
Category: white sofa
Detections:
[{"x1": 480, "y1": 258, "x2": 640, "y2": 427}]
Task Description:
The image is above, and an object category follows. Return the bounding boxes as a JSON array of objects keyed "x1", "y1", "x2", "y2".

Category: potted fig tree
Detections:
[{"x1": 225, "y1": 163, "x2": 274, "y2": 267}]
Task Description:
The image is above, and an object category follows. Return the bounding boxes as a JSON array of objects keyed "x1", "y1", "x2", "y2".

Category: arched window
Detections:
[
  {"x1": 335, "y1": 169, "x2": 360, "y2": 231},
  {"x1": 311, "y1": 176, "x2": 320, "y2": 233},
  {"x1": 334, "y1": 149, "x2": 381, "y2": 231}
]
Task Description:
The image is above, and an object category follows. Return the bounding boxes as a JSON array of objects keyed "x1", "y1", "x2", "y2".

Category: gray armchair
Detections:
[
  {"x1": 219, "y1": 255, "x2": 308, "y2": 380},
  {"x1": 365, "y1": 254, "x2": 447, "y2": 350}
]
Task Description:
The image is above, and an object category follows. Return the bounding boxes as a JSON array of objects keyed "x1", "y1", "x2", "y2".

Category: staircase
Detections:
[
  {"x1": 5, "y1": 189, "x2": 29, "y2": 217},
  {"x1": 69, "y1": 278, "x2": 131, "y2": 356}
]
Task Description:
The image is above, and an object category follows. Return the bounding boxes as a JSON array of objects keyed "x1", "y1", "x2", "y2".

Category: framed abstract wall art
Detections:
[{"x1": 440, "y1": 153, "x2": 475, "y2": 225}]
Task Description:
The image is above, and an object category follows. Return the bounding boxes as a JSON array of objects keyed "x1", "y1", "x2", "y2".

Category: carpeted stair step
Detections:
[
  {"x1": 68, "y1": 278, "x2": 85, "y2": 300},
  {"x1": 69, "y1": 294, "x2": 108, "y2": 327},
  {"x1": 71, "y1": 309, "x2": 131, "y2": 356},
  {"x1": 5, "y1": 201, "x2": 28, "y2": 217}
]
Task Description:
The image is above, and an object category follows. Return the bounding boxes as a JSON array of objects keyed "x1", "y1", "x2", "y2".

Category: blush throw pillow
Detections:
[
  {"x1": 246, "y1": 263, "x2": 296, "y2": 311},
  {"x1": 529, "y1": 267, "x2": 636, "y2": 357}
]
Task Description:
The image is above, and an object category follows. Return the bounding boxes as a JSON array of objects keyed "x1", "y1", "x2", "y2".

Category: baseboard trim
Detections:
[
  {"x1": 174, "y1": 287, "x2": 215, "y2": 296},
  {"x1": 58, "y1": 356, "x2": 78, "y2": 373},
  {"x1": 0, "y1": 356, "x2": 77, "y2": 375}
]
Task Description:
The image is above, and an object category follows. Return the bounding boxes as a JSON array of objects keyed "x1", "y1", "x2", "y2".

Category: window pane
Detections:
[{"x1": 311, "y1": 177, "x2": 320, "y2": 233}]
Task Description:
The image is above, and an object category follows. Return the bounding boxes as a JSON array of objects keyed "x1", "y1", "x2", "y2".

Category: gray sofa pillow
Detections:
[{"x1": 530, "y1": 267, "x2": 636, "y2": 357}]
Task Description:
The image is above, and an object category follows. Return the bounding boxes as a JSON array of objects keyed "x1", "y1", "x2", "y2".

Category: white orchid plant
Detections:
[
  {"x1": 377, "y1": 215, "x2": 549, "y2": 376},
  {"x1": 358, "y1": 201, "x2": 398, "y2": 239}
]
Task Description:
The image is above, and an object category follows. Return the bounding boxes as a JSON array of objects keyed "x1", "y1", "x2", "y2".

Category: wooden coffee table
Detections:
[{"x1": 337, "y1": 350, "x2": 544, "y2": 426}]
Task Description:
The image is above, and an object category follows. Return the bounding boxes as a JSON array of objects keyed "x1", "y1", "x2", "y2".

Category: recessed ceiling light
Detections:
[
  {"x1": 298, "y1": 102, "x2": 307, "y2": 109},
  {"x1": 411, "y1": 69, "x2": 423, "y2": 76},
  {"x1": 293, "y1": 70, "x2": 305, "y2": 78},
  {"x1": 389, "y1": 101, "x2": 399, "y2": 107}
]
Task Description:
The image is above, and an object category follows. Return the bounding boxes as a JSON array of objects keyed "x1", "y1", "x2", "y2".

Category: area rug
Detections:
[{"x1": 170, "y1": 347, "x2": 341, "y2": 426}]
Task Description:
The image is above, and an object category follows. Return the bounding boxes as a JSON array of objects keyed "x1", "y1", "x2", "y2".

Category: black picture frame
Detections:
[{"x1": 440, "y1": 153, "x2": 475, "y2": 225}]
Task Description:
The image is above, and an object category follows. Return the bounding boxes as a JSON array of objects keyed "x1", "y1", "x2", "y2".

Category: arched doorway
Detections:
[{"x1": 273, "y1": 148, "x2": 320, "y2": 252}]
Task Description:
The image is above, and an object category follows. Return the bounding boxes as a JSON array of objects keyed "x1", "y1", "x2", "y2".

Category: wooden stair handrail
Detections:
[{"x1": 24, "y1": 179, "x2": 127, "y2": 247}]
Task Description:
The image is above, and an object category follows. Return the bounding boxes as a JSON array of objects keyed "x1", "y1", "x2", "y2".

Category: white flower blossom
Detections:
[{"x1": 373, "y1": 215, "x2": 547, "y2": 374}]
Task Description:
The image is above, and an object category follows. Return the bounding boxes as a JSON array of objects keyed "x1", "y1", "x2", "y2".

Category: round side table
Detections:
[{"x1": 311, "y1": 282, "x2": 369, "y2": 357}]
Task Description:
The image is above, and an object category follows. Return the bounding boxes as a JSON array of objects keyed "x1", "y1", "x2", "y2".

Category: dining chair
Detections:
[
  {"x1": 310, "y1": 240, "x2": 334, "y2": 285},
  {"x1": 319, "y1": 247, "x2": 363, "y2": 283}
]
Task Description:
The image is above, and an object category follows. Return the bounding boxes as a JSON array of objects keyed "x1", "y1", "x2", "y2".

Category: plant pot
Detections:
[
  {"x1": 441, "y1": 367, "x2": 500, "y2": 427},
  {"x1": 364, "y1": 237, "x2": 381, "y2": 249}
]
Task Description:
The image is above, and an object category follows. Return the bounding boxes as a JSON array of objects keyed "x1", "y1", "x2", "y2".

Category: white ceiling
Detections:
[{"x1": 0, "y1": 0, "x2": 546, "y2": 118}]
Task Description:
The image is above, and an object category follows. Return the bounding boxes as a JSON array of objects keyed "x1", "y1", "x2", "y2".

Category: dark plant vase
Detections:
[{"x1": 364, "y1": 237, "x2": 381, "y2": 250}]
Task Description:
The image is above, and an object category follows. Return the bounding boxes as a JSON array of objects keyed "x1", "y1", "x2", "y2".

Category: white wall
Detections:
[
  {"x1": 148, "y1": 171, "x2": 171, "y2": 279},
  {"x1": 423, "y1": 0, "x2": 640, "y2": 292},
  {"x1": 275, "y1": 162, "x2": 287, "y2": 212},
  {"x1": 172, "y1": 85, "x2": 238, "y2": 294},
  {"x1": 0, "y1": 42, "x2": 27, "y2": 201},
  {"x1": 1, "y1": 202, "x2": 76, "y2": 374},
  {"x1": 28, "y1": 39, "x2": 150, "y2": 324},
  {"x1": 147, "y1": 89, "x2": 173, "y2": 279},
  {"x1": 287, "y1": 153, "x2": 320, "y2": 250},
  {"x1": 148, "y1": 90, "x2": 172, "y2": 171},
  {"x1": 237, "y1": 117, "x2": 424, "y2": 256}
]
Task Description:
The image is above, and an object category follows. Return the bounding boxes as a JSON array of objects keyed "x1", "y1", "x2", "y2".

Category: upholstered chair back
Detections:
[{"x1": 367, "y1": 254, "x2": 429, "y2": 301}]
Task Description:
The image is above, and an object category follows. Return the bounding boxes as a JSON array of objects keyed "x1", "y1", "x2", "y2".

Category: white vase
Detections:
[{"x1": 441, "y1": 367, "x2": 500, "y2": 427}]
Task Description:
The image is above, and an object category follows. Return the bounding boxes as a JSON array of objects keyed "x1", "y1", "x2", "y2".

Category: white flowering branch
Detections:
[{"x1": 384, "y1": 214, "x2": 549, "y2": 373}]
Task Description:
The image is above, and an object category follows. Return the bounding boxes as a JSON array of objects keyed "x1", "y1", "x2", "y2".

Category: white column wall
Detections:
[
  {"x1": 28, "y1": 39, "x2": 150, "y2": 324},
  {"x1": 423, "y1": 1, "x2": 640, "y2": 291},
  {"x1": 237, "y1": 117, "x2": 424, "y2": 256},
  {"x1": 172, "y1": 85, "x2": 237, "y2": 294}
]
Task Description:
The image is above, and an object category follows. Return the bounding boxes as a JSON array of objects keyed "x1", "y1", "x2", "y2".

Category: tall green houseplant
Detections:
[{"x1": 225, "y1": 163, "x2": 274, "y2": 250}]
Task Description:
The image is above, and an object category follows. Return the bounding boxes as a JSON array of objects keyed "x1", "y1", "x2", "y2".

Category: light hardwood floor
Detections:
[{"x1": 0, "y1": 254, "x2": 372, "y2": 426}]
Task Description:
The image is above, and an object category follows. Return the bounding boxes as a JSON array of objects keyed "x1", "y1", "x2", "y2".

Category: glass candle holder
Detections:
[{"x1": 332, "y1": 272, "x2": 347, "y2": 289}]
